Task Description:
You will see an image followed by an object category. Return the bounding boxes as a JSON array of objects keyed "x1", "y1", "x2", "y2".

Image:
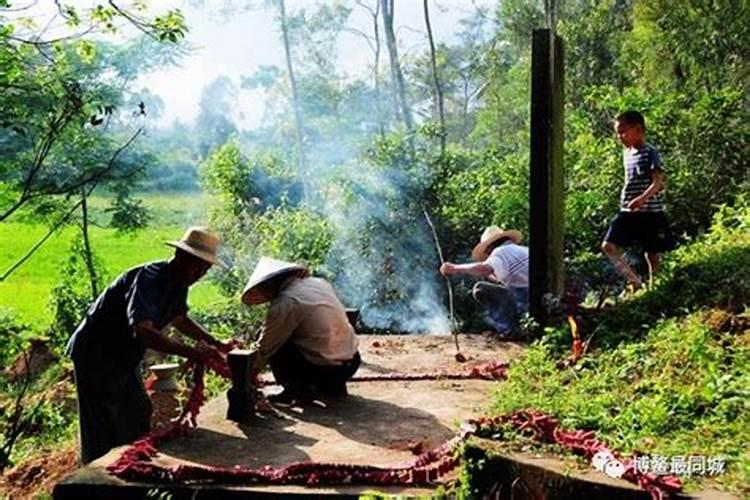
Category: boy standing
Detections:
[{"x1": 602, "y1": 111, "x2": 674, "y2": 291}]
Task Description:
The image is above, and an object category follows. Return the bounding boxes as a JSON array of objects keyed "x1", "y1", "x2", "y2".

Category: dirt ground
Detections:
[
  {"x1": 54, "y1": 333, "x2": 523, "y2": 497},
  {"x1": 11, "y1": 332, "x2": 522, "y2": 499},
  {"x1": 355, "y1": 332, "x2": 525, "y2": 375},
  {"x1": 0, "y1": 446, "x2": 78, "y2": 500}
]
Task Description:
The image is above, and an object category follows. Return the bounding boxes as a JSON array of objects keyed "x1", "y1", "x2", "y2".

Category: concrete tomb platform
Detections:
[
  {"x1": 54, "y1": 334, "x2": 524, "y2": 499},
  {"x1": 54, "y1": 334, "x2": 729, "y2": 499}
]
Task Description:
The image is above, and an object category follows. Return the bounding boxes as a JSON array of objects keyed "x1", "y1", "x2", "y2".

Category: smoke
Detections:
[{"x1": 300, "y1": 146, "x2": 452, "y2": 334}]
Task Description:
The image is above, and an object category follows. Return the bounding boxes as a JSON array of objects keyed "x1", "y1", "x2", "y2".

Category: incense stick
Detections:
[{"x1": 422, "y1": 206, "x2": 460, "y2": 354}]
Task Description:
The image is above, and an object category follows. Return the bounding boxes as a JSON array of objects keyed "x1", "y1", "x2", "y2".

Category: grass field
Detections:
[
  {"x1": 86, "y1": 191, "x2": 216, "y2": 227},
  {"x1": 0, "y1": 192, "x2": 224, "y2": 330}
]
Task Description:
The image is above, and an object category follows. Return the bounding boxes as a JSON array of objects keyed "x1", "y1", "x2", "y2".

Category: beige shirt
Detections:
[{"x1": 253, "y1": 277, "x2": 359, "y2": 369}]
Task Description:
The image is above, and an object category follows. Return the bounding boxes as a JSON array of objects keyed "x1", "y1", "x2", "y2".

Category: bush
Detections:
[
  {"x1": 487, "y1": 203, "x2": 750, "y2": 494},
  {"x1": 0, "y1": 308, "x2": 33, "y2": 368},
  {"x1": 595, "y1": 202, "x2": 750, "y2": 346},
  {"x1": 48, "y1": 236, "x2": 106, "y2": 353}
]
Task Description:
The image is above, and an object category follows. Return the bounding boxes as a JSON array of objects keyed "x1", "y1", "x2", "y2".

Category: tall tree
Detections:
[
  {"x1": 0, "y1": 2, "x2": 186, "y2": 222},
  {"x1": 380, "y1": 0, "x2": 413, "y2": 130},
  {"x1": 423, "y1": 0, "x2": 445, "y2": 155},
  {"x1": 0, "y1": 2, "x2": 185, "y2": 280},
  {"x1": 275, "y1": 0, "x2": 306, "y2": 172},
  {"x1": 195, "y1": 75, "x2": 239, "y2": 158},
  {"x1": 353, "y1": 0, "x2": 385, "y2": 135}
]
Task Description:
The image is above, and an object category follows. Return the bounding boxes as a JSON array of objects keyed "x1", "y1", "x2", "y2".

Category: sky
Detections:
[
  {"x1": 8, "y1": 0, "x2": 493, "y2": 129},
  {"x1": 131, "y1": 0, "x2": 494, "y2": 128}
]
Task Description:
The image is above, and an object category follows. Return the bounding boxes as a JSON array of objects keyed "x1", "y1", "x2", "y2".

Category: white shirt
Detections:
[
  {"x1": 254, "y1": 277, "x2": 359, "y2": 368},
  {"x1": 484, "y1": 242, "x2": 529, "y2": 288}
]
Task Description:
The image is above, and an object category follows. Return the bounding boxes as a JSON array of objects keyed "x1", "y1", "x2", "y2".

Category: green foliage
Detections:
[
  {"x1": 488, "y1": 206, "x2": 750, "y2": 493},
  {"x1": 201, "y1": 141, "x2": 300, "y2": 216},
  {"x1": 106, "y1": 183, "x2": 151, "y2": 234},
  {"x1": 0, "y1": 358, "x2": 77, "y2": 470},
  {"x1": 248, "y1": 206, "x2": 332, "y2": 267},
  {"x1": 202, "y1": 140, "x2": 332, "y2": 326},
  {"x1": 190, "y1": 296, "x2": 263, "y2": 345},
  {"x1": 48, "y1": 235, "x2": 105, "y2": 352},
  {"x1": 152, "y1": 10, "x2": 187, "y2": 43},
  {"x1": 0, "y1": 308, "x2": 32, "y2": 367},
  {"x1": 0, "y1": 222, "x2": 223, "y2": 328},
  {"x1": 437, "y1": 147, "x2": 529, "y2": 255},
  {"x1": 211, "y1": 203, "x2": 332, "y2": 301},
  {"x1": 0, "y1": 1, "x2": 188, "y2": 265}
]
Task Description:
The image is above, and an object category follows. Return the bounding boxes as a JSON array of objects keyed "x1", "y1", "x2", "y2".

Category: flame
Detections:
[{"x1": 567, "y1": 315, "x2": 579, "y2": 340}]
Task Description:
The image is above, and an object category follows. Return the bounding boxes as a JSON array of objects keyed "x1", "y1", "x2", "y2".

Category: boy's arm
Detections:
[
  {"x1": 440, "y1": 262, "x2": 494, "y2": 278},
  {"x1": 627, "y1": 169, "x2": 664, "y2": 211}
]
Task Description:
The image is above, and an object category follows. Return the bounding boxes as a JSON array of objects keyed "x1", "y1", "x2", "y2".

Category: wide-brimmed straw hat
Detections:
[
  {"x1": 471, "y1": 226, "x2": 523, "y2": 261},
  {"x1": 241, "y1": 257, "x2": 308, "y2": 305},
  {"x1": 166, "y1": 227, "x2": 224, "y2": 267}
]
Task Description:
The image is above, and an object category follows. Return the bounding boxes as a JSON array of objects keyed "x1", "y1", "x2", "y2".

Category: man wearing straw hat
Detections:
[
  {"x1": 242, "y1": 257, "x2": 360, "y2": 404},
  {"x1": 65, "y1": 227, "x2": 229, "y2": 464},
  {"x1": 440, "y1": 226, "x2": 529, "y2": 338}
]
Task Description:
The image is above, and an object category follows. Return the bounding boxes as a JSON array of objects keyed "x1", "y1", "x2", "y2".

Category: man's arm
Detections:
[
  {"x1": 172, "y1": 315, "x2": 231, "y2": 352},
  {"x1": 627, "y1": 169, "x2": 664, "y2": 211},
  {"x1": 250, "y1": 299, "x2": 298, "y2": 372},
  {"x1": 134, "y1": 320, "x2": 216, "y2": 360},
  {"x1": 440, "y1": 262, "x2": 494, "y2": 278}
]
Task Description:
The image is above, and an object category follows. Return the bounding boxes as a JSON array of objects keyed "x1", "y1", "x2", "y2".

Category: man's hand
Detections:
[
  {"x1": 214, "y1": 339, "x2": 239, "y2": 354},
  {"x1": 440, "y1": 263, "x2": 456, "y2": 276},
  {"x1": 191, "y1": 340, "x2": 222, "y2": 362},
  {"x1": 627, "y1": 196, "x2": 646, "y2": 211}
]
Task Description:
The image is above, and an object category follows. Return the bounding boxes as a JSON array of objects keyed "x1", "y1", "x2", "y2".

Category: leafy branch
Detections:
[{"x1": 0, "y1": 128, "x2": 143, "y2": 282}]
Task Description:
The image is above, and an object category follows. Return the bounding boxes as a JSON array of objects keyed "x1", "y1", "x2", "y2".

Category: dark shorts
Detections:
[{"x1": 604, "y1": 211, "x2": 675, "y2": 253}]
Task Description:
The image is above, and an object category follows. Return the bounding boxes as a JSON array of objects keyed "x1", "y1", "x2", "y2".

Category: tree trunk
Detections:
[
  {"x1": 423, "y1": 0, "x2": 445, "y2": 155},
  {"x1": 461, "y1": 77, "x2": 470, "y2": 144},
  {"x1": 380, "y1": 0, "x2": 413, "y2": 131},
  {"x1": 80, "y1": 190, "x2": 99, "y2": 300},
  {"x1": 370, "y1": 1, "x2": 384, "y2": 136},
  {"x1": 354, "y1": 0, "x2": 385, "y2": 137},
  {"x1": 277, "y1": 0, "x2": 306, "y2": 172}
]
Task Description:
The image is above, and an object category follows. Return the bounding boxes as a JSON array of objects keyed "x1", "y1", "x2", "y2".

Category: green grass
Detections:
[
  {"x1": 87, "y1": 191, "x2": 216, "y2": 227},
  {"x1": 486, "y1": 204, "x2": 750, "y2": 495},
  {"x1": 0, "y1": 222, "x2": 224, "y2": 330},
  {"x1": 1, "y1": 191, "x2": 226, "y2": 329}
]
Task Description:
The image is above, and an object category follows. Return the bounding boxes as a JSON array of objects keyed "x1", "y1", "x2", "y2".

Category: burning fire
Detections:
[{"x1": 568, "y1": 315, "x2": 583, "y2": 362}]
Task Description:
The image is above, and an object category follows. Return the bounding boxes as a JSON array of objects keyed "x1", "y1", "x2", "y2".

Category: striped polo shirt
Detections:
[
  {"x1": 485, "y1": 242, "x2": 528, "y2": 288},
  {"x1": 620, "y1": 143, "x2": 664, "y2": 212}
]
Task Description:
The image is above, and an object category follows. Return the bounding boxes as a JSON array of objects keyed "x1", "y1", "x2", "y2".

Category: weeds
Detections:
[{"x1": 487, "y1": 205, "x2": 750, "y2": 494}]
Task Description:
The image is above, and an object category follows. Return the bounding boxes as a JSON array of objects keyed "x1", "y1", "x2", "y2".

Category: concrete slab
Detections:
[
  {"x1": 54, "y1": 334, "x2": 522, "y2": 499},
  {"x1": 464, "y1": 439, "x2": 741, "y2": 500}
]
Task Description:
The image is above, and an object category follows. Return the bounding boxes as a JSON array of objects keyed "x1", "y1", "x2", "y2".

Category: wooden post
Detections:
[
  {"x1": 529, "y1": 29, "x2": 565, "y2": 324},
  {"x1": 226, "y1": 349, "x2": 256, "y2": 423}
]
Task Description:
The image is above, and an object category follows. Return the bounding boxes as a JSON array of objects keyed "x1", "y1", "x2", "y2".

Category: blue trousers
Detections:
[{"x1": 472, "y1": 282, "x2": 529, "y2": 334}]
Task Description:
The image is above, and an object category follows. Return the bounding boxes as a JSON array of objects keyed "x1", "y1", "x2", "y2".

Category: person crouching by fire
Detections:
[
  {"x1": 242, "y1": 257, "x2": 360, "y2": 404},
  {"x1": 440, "y1": 226, "x2": 529, "y2": 340}
]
